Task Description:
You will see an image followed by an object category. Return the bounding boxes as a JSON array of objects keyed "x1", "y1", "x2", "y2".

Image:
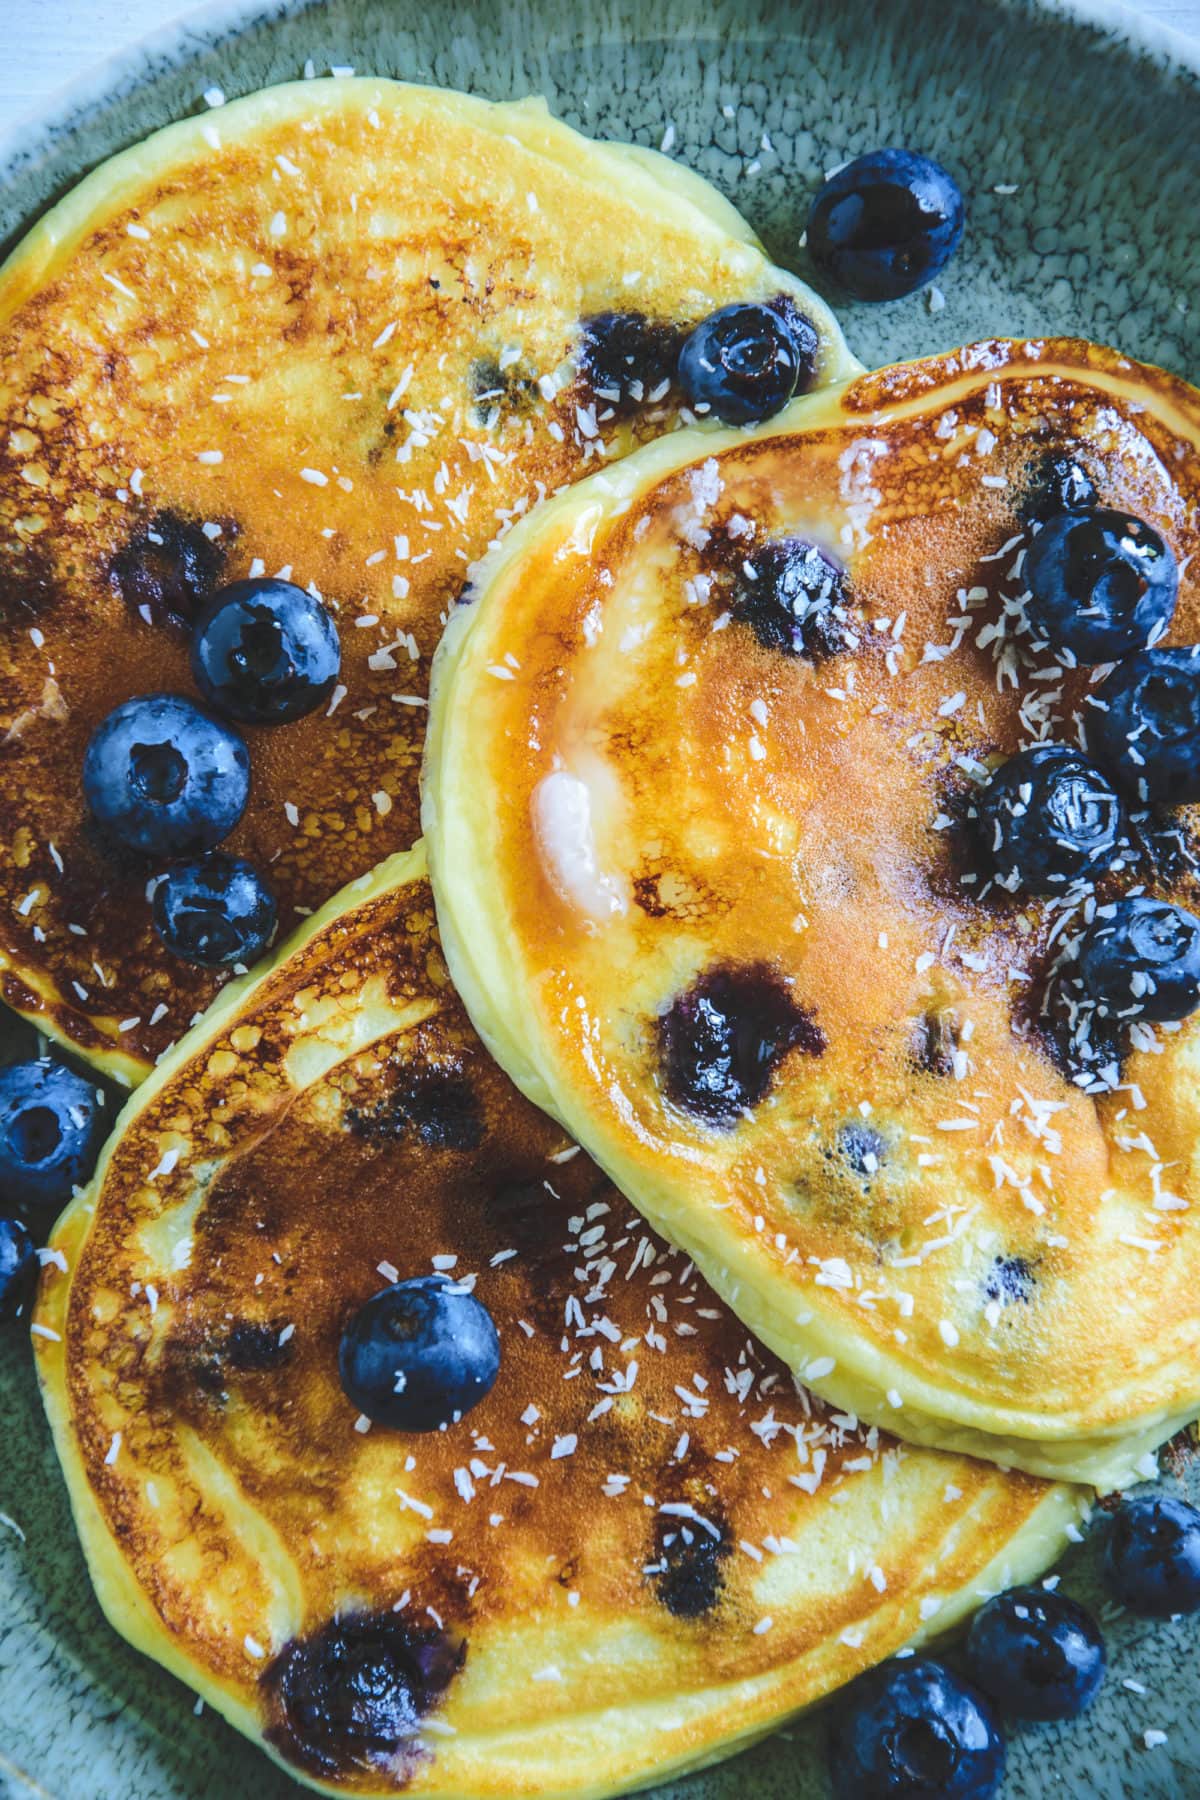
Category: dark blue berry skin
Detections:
[
  {"x1": 1076, "y1": 897, "x2": 1200, "y2": 1022},
  {"x1": 152, "y1": 854, "x2": 278, "y2": 968},
  {"x1": 0, "y1": 1059, "x2": 104, "y2": 1212},
  {"x1": 1104, "y1": 1492, "x2": 1200, "y2": 1617},
  {"x1": 735, "y1": 539, "x2": 849, "y2": 660},
  {"x1": 1024, "y1": 508, "x2": 1177, "y2": 664},
  {"x1": 83, "y1": 693, "x2": 249, "y2": 858},
  {"x1": 974, "y1": 744, "x2": 1126, "y2": 894},
  {"x1": 1090, "y1": 646, "x2": 1200, "y2": 806},
  {"x1": 1019, "y1": 453, "x2": 1097, "y2": 525},
  {"x1": 677, "y1": 303, "x2": 807, "y2": 425},
  {"x1": 965, "y1": 1585, "x2": 1105, "y2": 1721},
  {"x1": 807, "y1": 149, "x2": 965, "y2": 302},
  {"x1": 338, "y1": 1275, "x2": 500, "y2": 1432},
  {"x1": 658, "y1": 964, "x2": 826, "y2": 1127},
  {"x1": 191, "y1": 578, "x2": 341, "y2": 725},
  {"x1": 829, "y1": 1658, "x2": 1004, "y2": 1799},
  {"x1": 0, "y1": 1217, "x2": 38, "y2": 1323}
]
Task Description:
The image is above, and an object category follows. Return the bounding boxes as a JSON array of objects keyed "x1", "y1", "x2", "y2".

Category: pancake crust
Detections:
[
  {"x1": 34, "y1": 843, "x2": 1080, "y2": 1798},
  {"x1": 0, "y1": 77, "x2": 854, "y2": 1086},
  {"x1": 425, "y1": 337, "x2": 1200, "y2": 1489}
]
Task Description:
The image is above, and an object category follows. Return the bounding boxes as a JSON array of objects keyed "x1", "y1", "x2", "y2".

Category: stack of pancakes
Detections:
[{"x1": 4, "y1": 76, "x2": 1195, "y2": 1799}]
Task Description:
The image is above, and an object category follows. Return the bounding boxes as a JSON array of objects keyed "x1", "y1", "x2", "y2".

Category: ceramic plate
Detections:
[{"x1": 1, "y1": 1, "x2": 1199, "y2": 1795}]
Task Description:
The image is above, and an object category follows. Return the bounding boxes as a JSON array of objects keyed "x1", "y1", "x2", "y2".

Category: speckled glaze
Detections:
[{"x1": 0, "y1": 1, "x2": 1199, "y2": 1796}]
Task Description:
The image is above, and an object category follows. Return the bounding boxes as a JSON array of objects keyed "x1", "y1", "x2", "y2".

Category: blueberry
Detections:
[
  {"x1": 654, "y1": 1516, "x2": 730, "y2": 1618},
  {"x1": 338, "y1": 1274, "x2": 500, "y2": 1432},
  {"x1": 807, "y1": 149, "x2": 965, "y2": 302},
  {"x1": 191, "y1": 578, "x2": 341, "y2": 724},
  {"x1": 983, "y1": 1254, "x2": 1035, "y2": 1306},
  {"x1": 0, "y1": 1218, "x2": 37, "y2": 1322},
  {"x1": 1019, "y1": 452, "x2": 1098, "y2": 524},
  {"x1": 829, "y1": 1658, "x2": 1003, "y2": 1799},
  {"x1": 0, "y1": 1059, "x2": 104, "y2": 1212},
  {"x1": 1024, "y1": 508, "x2": 1177, "y2": 664},
  {"x1": 973, "y1": 744, "x2": 1126, "y2": 893},
  {"x1": 108, "y1": 510, "x2": 226, "y2": 631},
  {"x1": 965, "y1": 1585, "x2": 1105, "y2": 1721},
  {"x1": 677, "y1": 303, "x2": 807, "y2": 425},
  {"x1": 1075, "y1": 897, "x2": 1200, "y2": 1022},
  {"x1": 578, "y1": 312, "x2": 685, "y2": 414},
  {"x1": 152, "y1": 854, "x2": 277, "y2": 968},
  {"x1": 734, "y1": 538, "x2": 850, "y2": 660},
  {"x1": 657, "y1": 964, "x2": 825, "y2": 1128},
  {"x1": 1090, "y1": 646, "x2": 1200, "y2": 806},
  {"x1": 835, "y1": 1122, "x2": 886, "y2": 1176},
  {"x1": 1104, "y1": 1492, "x2": 1200, "y2": 1616},
  {"x1": 83, "y1": 693, "x2": 249, "y2": 858}
]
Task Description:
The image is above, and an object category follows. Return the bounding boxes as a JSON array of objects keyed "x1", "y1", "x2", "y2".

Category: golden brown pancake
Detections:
[
  {"x1": 0, "y1": 75, "x2": 854, "y2": 1086},
  {"x1": 425, "y1": 336, "x2": 1200, "y2": 1489},
  {"x1": 34, "y1": 843, "x2": 1080, "y2": 1798}
]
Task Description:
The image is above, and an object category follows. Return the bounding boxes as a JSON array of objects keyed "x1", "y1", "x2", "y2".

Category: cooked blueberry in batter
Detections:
[
  {"x1": 983, "y1": 1255, "x2": 1035, "y2": 1306},
  {"x1": 972, "y1": 744, "x2": 1126, "y2": 893},
  {"x1": 339, "y1": 1274, "x2": 501, "y2": 1431},
  {"x1": 191, "y1": 578, "x2": 341, "y2": 724},
  {"x1": 0, "y1": 1217, "x2": 37, "y2": 1324},
  {"x1": 653, "y1": 1516, "x2": 730, "y2": 1619},
  {"x1": 1019, "y1": 452, "x2": 1097, "y2": 524},
  {"x1": 734, "y1": 538, "x2": 849, "y2": 660},
  {"x1": 658, "y1": 964, "x2": 826, "y2": 1127},
  {"x1": 0, "y1": 1058, "x2": 103, "y2": 1212},
  {"x1": 1075, "y1": 896, "x2": 1200, "y2": 1022},
  {"x1": 84, "y1": 693, "x2": 250, "y2": 857},
  {"x1": 225, "y1": 1320, "x2": 293, "y2": 1371},
  {"x1": 267, "y1": 1612, "x2": 463, "y2": 1775},
  {"x1": 806, "y1": 149, "x2": 965, "y2": 302},
  {"x1": 578, "y1": 312, "x2": 686, "y2": 415},
  {"x1": 1024, "y1": 507, "x2": 1177, "y2": 663},
  {"x1": 965, "y1": 1586, "x2": 1105, "y2": 1721},
  {"x1": 1089, "y1": 646, "x2": 1200, "y2": 806},
  {"x1": 152, "y1": 854, "x2": 277, "y2": 967},
  {"x1": 348, "y1": 1066, "x2": 484, "y2": 1152},
  {"x1": 829, "y1": 1658, "x2": 1004, "y2": 1799},
  {"x1": 109, "y1": 510, "x2": 227, "y2": 631},
  {"x1": 677, "y1": 303, "x2": 805, "y2": 425},
  {"x1": 835, "y1": 1122, "x2": 886, "y2": 1177}
]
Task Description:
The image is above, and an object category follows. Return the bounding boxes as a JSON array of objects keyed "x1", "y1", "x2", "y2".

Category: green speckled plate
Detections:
[{"x1": 1, "y1": 1, "x2": 1199, "y2": 1795}]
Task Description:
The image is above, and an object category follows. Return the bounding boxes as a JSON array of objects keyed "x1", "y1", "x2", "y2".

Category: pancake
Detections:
[
  {"x1": 0, "y1": 76, "x2": 854, "y2": 1088},
  {"x1": 34, "y1": 842, "x2": 1081, "y2": 1798},
  {"x1": 424, "y1": 336, "x2": 1200, "y2": 1490}
]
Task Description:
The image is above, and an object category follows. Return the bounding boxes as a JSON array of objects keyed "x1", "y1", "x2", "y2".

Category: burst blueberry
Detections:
[
  {"x1": 677, "y1": 303, "x2": 808, "y2": 425},
  {"x1": 1089, "y1": 646, "x2": 1200, "y2": 806},
  {"x1": 338, "y1": 1274, "x2": 500, "y2": 1432},
  {"x1": 152, "y1": 854, "x2": 277, "y2": 968},
  {"x1": 657, "y1": 964, "x2": 825, "y2": 1127},
  {"x1": 1075, "y1": 897, "x2": 1200, "y2": 1021},
  {"x1": 1024, "y1": 507, "x2": 1177, "y2": 663},
  {"x1": 806, "y1": 148, "x2": 965, "y2": 301},
  {"x1": 829, "y1": 1658, "x2": 1004, "y2": 1799},
  {"x1": 734, "y1": 538, "x2": 849, "y2": 659},
  {"x1": 83, "y1": 693, "x2": 249, "y2": 857},
  {"x1": 0, "y1": 1217, "x2": 37, "y2": 1323},
  {"x1": 1104, "y1": 1492, "x2": 1200, "y2": 1617},
  {"x1": 965, "y1": 1585, "x2": 1105, "y2": 1721},
  {"x1": 1019, "y1": 452, "x2": 1097, "y2": 524},
  {"x1": 0, "y1": 1059, "x2": 104, "y2": 1212},
  {"x1": 973, "y1": 744, "x2": 1125, "y2": 893},
  {"x1": 578, "y1": 311, "x2": 684, "y2": 414},
  {"x1": 191, "y1": 578, "x2": 341, "y2": 724}
]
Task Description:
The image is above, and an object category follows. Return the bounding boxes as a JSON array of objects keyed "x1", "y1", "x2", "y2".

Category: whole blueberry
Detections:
[
  {"x1": 152, "y1": 854, "x2": 278, "y2": 968},
  {"x1": 965, "y1": 1585, "x2": 1105, "y2": 1721},
  {"x1": 973, "y1": 744, "x2": 1126, "y2": 894},
  {"x1": 1075, "y1": 897, "x2": 1200, "y2": 1022},
  {"x1": 1105, "y1": 1492, "x2": 1200, "y2": 1617},
  {"x1": 829, "y1": 1658, "x2": 1004, "y2": 1799},
  {"x1": 191, "y1": 578, "x2": 341, "y2": 724},
  {"x1": 83, "y1": 693, "x2": 249, "y2": 857},
  {"x1": 807, "y1": 148, "x2": 965, "y2": 302},
  {"x1": 1024, "y1": 508, "x2": 1177, "y2": 663},
  {"x1": 677, "y1": 303, "x2": 807, "y2": 425},
  {"x1": 338, "y1": 1274, "x2": 500, "y2": 1432},
  {"x1": 0, "y1": 1059, "x2": 104, "y2": 1212},
  {"x1": 1090, "y1": 646, "x2": 1200, "y2": 806},
  {"x1": 734, "y1": 538, "x2": 850, "y2": 660},
  {"x1": 0, "y1": 1218, "x2": 38, "y2": 1323}
]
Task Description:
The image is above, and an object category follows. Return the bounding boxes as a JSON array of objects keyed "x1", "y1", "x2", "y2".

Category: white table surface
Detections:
[{"x1": 1, "y1": 0, "x2": 1198, "y2": 139}]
